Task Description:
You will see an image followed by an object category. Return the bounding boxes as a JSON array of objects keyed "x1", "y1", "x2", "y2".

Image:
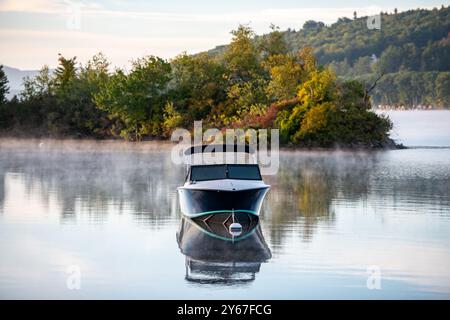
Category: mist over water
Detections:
[{"x1": 0, "y1": 111, "x2": 450, "y2": 299}]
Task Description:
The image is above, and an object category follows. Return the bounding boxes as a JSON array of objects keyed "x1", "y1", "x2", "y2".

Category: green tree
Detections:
[
  {"x1": 170, "y1": 53, "x2": 227, "y2": 122},
  {"x1": 0, "y1": 65, "x2": 9, "y2": 104},
  {"x1": 298, "y1": 47, "x2": 317, "y2": 75},
  {"x1": 435, "y1": 73, "x2": 450, "y2": 107},
  {"x1": 224, "y1": 25, "x2": 262, "y2": 82},
  {"x1": 65, "y1": 52, "x2": 111, "y2": 136},
  {"x1": 375, "y1": 45, "x2": 404, "y2": 74},
  {"x1": 302, "y1": 20, "x2": 324, "y2": 30},
  {"x1": 54, "y1": 54, "x2": 77, "y2": 90},
  {"x1": 266, "y1": 53, "x2": 303, "y2": 100},
  {"x1": 226, "y1": 75, "x2": 269, "y2": 118},
  {"x1": 292, "y1": 76, "x2": 392, "y2": 147},
  {"x1": 21, "y1": 65, "x2": 53, "y2": 100},
  {"x1": 259, "y1": 24, "x2": 288, "y2": 58},
  {"x1": 276, "y1": 66, "x2": 335, "y2": 143},
  {"x1": 352, "y1": 56, "x2": 373, "y2": 75},
  {"x1": 94, "y1": 56, "x2": 171, "y2": 140},
  {"x1": 162, "y1": 101, "x2": 183, "y2": 136}
]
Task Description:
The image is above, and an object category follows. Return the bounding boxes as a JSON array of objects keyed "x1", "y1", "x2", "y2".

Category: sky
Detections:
[{"x1": 0, "y1": 0, "x2": 447, "y2": 70}]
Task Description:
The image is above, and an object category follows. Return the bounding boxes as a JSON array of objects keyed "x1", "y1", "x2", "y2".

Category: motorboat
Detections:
[
  {"x1": 177, "y1": 144, "x2": 270, "y2": 227},
  {"x1": 176, "y1": 216, "x2": 271, "y2": 284}
]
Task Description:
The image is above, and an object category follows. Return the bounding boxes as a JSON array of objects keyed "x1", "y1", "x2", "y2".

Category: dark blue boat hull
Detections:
[{"x1": 178, "y1": 187, "x2": 269, "y2": 218}]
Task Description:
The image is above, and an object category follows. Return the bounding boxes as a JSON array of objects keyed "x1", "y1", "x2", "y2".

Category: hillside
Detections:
[
  {"x1": 2, "y1": 66, "x2": 40, "y2": 99},
  {"x1": 207, "y1": 6, "x2": 450, "y2": 108},
  {"x1": 3, "y1": 7, "x2": 448, "y2": 107}
]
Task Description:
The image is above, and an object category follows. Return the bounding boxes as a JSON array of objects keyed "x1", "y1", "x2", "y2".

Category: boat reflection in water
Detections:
[{"x1": 176, "y1": 215, "x2": 271, "y2": 285}]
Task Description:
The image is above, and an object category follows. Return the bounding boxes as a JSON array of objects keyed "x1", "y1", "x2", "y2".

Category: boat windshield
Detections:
[
  {"x1": 227, "y1": 164, "x2": 261, "y2": 180},
  {"x1": 190, "y1": 164, "x2": 261, "y2": 181}
]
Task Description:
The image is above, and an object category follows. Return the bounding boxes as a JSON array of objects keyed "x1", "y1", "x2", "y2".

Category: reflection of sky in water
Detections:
[{"x1": 0, "y1": 111, "x2": 450, "y2": 299}]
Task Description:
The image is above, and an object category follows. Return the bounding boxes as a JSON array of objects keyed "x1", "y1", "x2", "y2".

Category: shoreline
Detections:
[
  {"x1": 375, "y1": 109, "x2": 450, "y2": 112},
  {"x1": 0, "y1": 135, "x2": 404, "y2": 151}
]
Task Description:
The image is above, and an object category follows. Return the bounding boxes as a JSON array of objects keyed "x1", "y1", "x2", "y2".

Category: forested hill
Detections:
[{"x1": 208, "y1": 6, "x2": 450, "y2": 108}]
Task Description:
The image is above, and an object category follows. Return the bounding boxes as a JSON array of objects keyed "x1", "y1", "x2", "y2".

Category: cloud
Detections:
[
  {"x1": 0, "y1": 2, "x2": 432, "y2": 24},
  {"x1": 0, "y1": 0, "x2": 64, "y2": 13},
  {"x1": 0, "y1": 3, "x2": 437, "y2": 69},
  {"x1": 64, "y1": 6, "x2": 387, "y2": 25},
  {"x1": 0, "y1": 28, "x2": 229, "y2": 69},
  {"x1": 0, "y1": 0, "x2": 102, "y2": 13}
]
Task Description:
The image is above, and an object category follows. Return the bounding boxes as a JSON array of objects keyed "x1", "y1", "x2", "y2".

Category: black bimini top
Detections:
[{"x1": 184, "y1": 144, "x2": 255, "y2": 156}]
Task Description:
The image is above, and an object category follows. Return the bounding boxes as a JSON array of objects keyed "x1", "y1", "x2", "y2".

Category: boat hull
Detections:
[{"x1": 178, "y1": 187, "x2": 269, "y2": 218}]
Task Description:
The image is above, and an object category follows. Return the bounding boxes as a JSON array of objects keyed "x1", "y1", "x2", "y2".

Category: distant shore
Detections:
[
  {"x1": 374, "y1": 106, "x2": 449, "y2": 111},
  {"x1": 0, "y1": 135, "x2": 403, "y2": 151}
]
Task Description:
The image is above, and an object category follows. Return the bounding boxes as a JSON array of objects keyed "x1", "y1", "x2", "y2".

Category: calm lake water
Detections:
[{"x1": 1, "y1": 110, "x2": 450, "y2": 299}]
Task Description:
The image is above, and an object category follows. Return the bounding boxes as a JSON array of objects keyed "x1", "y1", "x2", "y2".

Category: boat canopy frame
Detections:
[{"x1": 184, "y1": 144, "x2": 255, "y2": 156}]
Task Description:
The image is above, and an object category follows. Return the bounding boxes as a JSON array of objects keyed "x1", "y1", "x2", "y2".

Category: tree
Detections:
[
  {"x1": 375, "y1": 45, "x2": 404, "y2": 73},
  {"x1": 0, "y1": 65, "x2": 9, "y2": 104},
  {"x1": 298, "y1": 47, "x2": 317, "y2": 74},
  {"x1": 21, "y1": 65, "x2": 53, "y2": 100},
  {"x1": 352, "y1": 56, "x2": 373, "y2": 75},
  {"x1": 297, "y1": 67, "x2": 336, "y2": 106},
  {"x1": 291, "y1": 74, "x2": 392, "y2": 146},
  {"x1": 329, "y1": 59, "x2": 351, "y2": 76},
  {"x1": 226, "y1": 75, "x2": 269, "y2": 118},
  {"x1": 54, "y1": 54, "x2": 77, "y2": 90},
  {"x1": 259, "y1": 24, "x2": 288, "y2": 58},
  {"x1": 302, "y1": 20, "x2": 324, "y2": 30},
  {"x1": 170, "y1": 52, "x2": 227, "y2": 121},
  {"x1": 266, "y1": 54, "x2": 303, "y2": 100},
  {"x1": 276, "y1": 66, "x2": 336, "y2": 143},
  {"x1": 7, "y1": 65, "x2": 57, "y2": 133},
  {"x1": 162, "y1": 101, "x2": 183, "y2": 136},
  {"x1": 421, "y1": 39, "x2": 450, "y2": 71},
  {"x1": 94, "y1": 56, "x2": 171, "y2": 140},
  {"x1": 66, "y1": 52, "x2": 111, "y2": 136},
  {"x1": 224, "y1": 25, "x2": 261, "y2": 82},
  {"x1": 435, "y1": 73, "x2": 450, "y2": 107}
]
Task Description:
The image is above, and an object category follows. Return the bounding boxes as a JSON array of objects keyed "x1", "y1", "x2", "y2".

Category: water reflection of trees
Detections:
[
  {"x1": 0, "y1": 146, "x2": 184, "y2": 226},
  {"x1": 263, "y1": 151, "x2": 378, "y2": 244},
  {"x1": 0, "y1": 147, "x2": 381, "y2": 238},
  {"x1": 2, "y1": 144, "x2": 449, "y2": 244}
]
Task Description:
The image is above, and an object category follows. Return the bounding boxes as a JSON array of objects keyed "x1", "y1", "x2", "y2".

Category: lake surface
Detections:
[
  {"x1": 1, "y1": 111, "x2": 450, "y2": 299},
  {"x1": 379, "y1": 110, "x2": 450, "y2": 147}
]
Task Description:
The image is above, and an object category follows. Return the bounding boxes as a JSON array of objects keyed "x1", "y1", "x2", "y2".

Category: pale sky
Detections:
[{"x1": 0, "y1": 0, "x2": 446, "y2": 70}]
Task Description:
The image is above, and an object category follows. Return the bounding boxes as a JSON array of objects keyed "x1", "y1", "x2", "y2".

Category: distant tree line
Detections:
[
  {"x1": 356, "y1": 71, "x2": 450, "y2": 107},
  {"x1": 292, "y1": 6, "x2": 450, "y2": 107}
]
